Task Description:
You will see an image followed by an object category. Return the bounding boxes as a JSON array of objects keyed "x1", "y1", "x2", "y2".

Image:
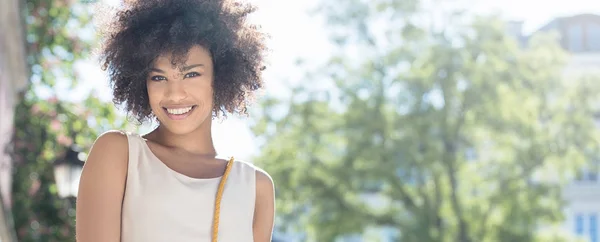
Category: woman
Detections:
[{"x1": 75, "y1": 0, "x2": 274, "y2": 241}]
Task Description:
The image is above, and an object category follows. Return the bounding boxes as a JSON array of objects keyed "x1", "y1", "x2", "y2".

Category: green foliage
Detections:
[
  {"x1": 10, "y1": 0, "x2": 128, "y2": 241},
  {"x1": 252, "y1": 1, "x2": 600, "y2": 241},
  {"x1": 11, "y1": 95, "x2": 124, "y2": 242},
  {"x1": 24, "y1": 0, "x2": 93, "y2": 88}
]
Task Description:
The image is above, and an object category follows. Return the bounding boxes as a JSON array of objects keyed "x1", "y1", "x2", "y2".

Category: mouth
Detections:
[{"x1": 162, "y1": 105, "x2": 197, "y2": 120}]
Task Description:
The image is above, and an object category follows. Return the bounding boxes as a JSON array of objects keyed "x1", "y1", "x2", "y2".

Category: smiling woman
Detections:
[
  {"x1": 99, "y1": 0, "x2": 267, "y2": 122},
  {"x1": 146, "y1": 46, "x2": 215, "y2": 134},
  {"x1": 75, "y1": 1, "x2": 275, "y2": 242}
]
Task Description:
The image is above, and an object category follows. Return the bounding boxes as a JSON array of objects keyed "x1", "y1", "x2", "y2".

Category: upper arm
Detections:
[
  {"x1": 253, "y1": 168, "x2": 275, "y2": 242},
  {"x1": 76, "y1": 130, "x2": 129, "y2": 242}
]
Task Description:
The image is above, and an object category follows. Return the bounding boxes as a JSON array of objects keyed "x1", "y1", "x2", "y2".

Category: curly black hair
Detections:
[{"x1": 98, "y1": 0, "x2": 268, "y2": 123}]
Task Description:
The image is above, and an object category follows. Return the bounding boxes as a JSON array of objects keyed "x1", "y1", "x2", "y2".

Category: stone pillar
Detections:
[{"x1": 0, "y1": 0, "x2": 29, "y2": 241}]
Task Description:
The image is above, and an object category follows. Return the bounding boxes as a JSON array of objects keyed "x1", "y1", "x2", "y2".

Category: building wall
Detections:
[
  {"x1": 564, "y1": 53, "x2": 600, "y2": 76},
  {"x1": 537, "y1": 13, "x2": 600, "y2": 242},
  {"x1": 563, "y1": 182, "x2": 600, "y2": 242},
  {"x1": 537, "y1": 14, "x2": 600, "y2": 53}
]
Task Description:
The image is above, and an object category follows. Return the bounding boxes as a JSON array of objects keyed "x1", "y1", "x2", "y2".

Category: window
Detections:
[
  {"x1": 591, "y1": 214, "x2": 598, "y2": 242},
  {"x1": 575, "y1": 169, "x2": 598, "y2": 182},
  {"x1": 575, "y1": 160, "x2": 600, "y2": 182},
  {"x1": 577, "y1": 214, "x2": 585, "y2": 236}
]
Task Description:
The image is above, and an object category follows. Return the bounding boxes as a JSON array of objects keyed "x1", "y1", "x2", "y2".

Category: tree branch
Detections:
[{"x1": 439, "y1": 51, "x2": 471, "y2": 242}]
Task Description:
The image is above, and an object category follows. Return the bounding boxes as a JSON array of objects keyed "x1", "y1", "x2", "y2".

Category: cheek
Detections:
[
  {"x1": 192, "y1": 80, "x2": 214, "y2": 102},
  {"x1": 146, "y1": 83, "x2": 162, "y2": 107}
]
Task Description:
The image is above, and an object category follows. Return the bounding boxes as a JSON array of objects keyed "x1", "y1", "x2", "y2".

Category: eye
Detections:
[
  {"x1": 150, "y1": 75, "x2": 166, "y2": 81},
  {"x1": 184, "y1": 72, "x2": 201, "y2": 78}
]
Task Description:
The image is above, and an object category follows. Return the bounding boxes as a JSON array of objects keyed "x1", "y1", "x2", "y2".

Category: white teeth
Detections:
[{"x1": 166, "y1": 106, "x2": 193, "y2": 115}]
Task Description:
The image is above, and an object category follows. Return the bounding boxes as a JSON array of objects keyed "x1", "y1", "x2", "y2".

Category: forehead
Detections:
[{"x1": 153, "y1": 45, "x2": 213, "y2": 68}]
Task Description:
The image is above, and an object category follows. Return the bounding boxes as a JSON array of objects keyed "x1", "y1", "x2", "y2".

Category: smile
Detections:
[{"x1": 163, "y1": 105, "x2": 197, "y2": 120}]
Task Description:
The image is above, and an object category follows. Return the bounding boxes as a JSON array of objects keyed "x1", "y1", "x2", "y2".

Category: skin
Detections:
[{"x1": 76, "y1": 45, "x2": 275, "y2": 241}]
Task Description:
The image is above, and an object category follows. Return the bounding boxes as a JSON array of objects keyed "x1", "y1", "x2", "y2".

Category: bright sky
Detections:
[
  {"x1": 473, "y1": 0, "x2": 600, "y2": 34},
  {"x1": 64, "y1": 0, "x2": 599, "y2": 161}
]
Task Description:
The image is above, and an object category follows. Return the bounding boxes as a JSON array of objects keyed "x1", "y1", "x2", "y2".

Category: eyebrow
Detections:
[
  {"x1": 181, "y1": 64, "x2": 204, "y2": 71},
  {"x1": 150, "y1": 64, "x2": 205, "y2": 74},
  {"x1": 150, "y1": 68, "x2": 165, "y2": 73}
]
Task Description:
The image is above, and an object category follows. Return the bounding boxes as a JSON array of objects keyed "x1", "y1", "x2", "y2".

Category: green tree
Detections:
[
  {"x1": 9, "y1": 0, "x2": 128, "y2": 241},
  {"x1": 252, "y1": 1, "x2": 600, "y2": 241}
]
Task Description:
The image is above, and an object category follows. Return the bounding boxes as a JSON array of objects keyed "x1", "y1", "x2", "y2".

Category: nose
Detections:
[{"x1": 164, "y1": 79, "x2": 188, "y2": 102}]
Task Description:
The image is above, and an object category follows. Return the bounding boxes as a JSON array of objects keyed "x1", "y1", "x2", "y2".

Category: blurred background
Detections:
[{"x1": 1, "y1": 0, "x2": 600, "y2": 241}]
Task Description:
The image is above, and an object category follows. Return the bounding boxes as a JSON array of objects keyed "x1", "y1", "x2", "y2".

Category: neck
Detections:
[{"x1": 150, "y1": 118, "x2": 217, "y2": 156}]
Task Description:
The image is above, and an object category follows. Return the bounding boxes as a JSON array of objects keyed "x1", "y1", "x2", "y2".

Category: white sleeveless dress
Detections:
[{"x1": 120, "y1": 132, "x2": 256, "y2": 242}]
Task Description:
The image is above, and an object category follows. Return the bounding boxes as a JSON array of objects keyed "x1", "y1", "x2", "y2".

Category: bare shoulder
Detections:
[
  {"x1": 247, "y1": 162, "x2": 275, "y2": 241},
  {"x1": 92, "y1": 130, "x2": 129, "y2": 152},
  {"x1": 81, "y1": 129, "x2": 130, "y2": 185},
  {"x1": 249, "y1": 163, "x2": 274, "y2": 197},
  {"x1": 254, "y1": 166, "x2": 274, "y2": 190},
  {"x1": 234, "y1": 160, "x2": 274, "y2": 188},
  {"x1": 76, "y1": 130, "x2": 129, "y2": 241},
  {"x1": 233, "y1": 160, "x2": 274, "y2": 191},
  {"x1": 81, "y1": 129, "x2": 129, "y2": 179}
]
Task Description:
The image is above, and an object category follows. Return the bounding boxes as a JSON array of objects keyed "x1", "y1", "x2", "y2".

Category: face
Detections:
[{"x1": 146, "y1": 45, "x2": 214, "y2": 135}]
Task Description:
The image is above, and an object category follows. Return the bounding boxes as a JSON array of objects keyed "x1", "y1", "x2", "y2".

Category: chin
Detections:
[
  {"x1": 157, "y1": 118, "x2": 210, "y2": 135},
  {"x1": 161, "y1": 124, "x2": 202, "y2": 135}
]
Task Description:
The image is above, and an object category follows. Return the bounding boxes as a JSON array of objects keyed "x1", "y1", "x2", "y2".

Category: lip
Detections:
[
  {"x1": 162, "y1": 105, "x2": 196, "y2": 109},
  {"x1": 162, "y1": 105, "x2": 197, "y2": 120}
]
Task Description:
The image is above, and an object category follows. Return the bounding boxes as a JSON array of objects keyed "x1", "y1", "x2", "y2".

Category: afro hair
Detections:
[{"x1": 98, "y1": 0, "x2": 268, "y2": 122}]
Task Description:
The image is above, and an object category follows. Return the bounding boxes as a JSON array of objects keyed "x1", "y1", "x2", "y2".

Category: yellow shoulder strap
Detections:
[{"x1": 212, "y1": 157, "x2": 235, "y2": 242}]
